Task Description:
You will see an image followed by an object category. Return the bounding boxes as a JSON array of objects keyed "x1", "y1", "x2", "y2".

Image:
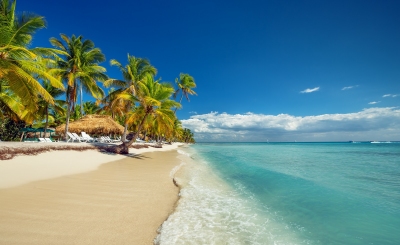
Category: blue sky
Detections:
[{"x1": 19, "y1": 0, "x2": 400, "y2": 141}]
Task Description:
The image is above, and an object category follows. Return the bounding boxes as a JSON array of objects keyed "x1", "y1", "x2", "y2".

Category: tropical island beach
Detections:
[
  {"x1": 0, "y1": 142, "x2": 186, "y2": 244},
  {"x1": 2, "y1": 0, "x2": 400, "y2": 244}
]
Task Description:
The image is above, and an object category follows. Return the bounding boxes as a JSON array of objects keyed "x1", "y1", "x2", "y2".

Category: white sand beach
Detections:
[{"x1": 0, "y1": 142, "x2": 183, "y2": 244}]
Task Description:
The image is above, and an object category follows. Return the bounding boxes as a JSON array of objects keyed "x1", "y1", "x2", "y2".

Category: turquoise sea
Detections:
[{"x1": 156, "y1": 142, "x2": 400, "y2": 245}]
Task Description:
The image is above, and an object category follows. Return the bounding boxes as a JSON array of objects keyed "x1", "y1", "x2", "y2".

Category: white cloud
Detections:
[
  {"x1": 368, "y1": 101, "x2": 380, "y2": 105},
  {"x1": 181, "y1": 107, "x2": 400, "y2": 142},
  {"x1": 300, "y1": 87, "x2": 320, "y2": 93},
  {"x1": 383, "y1": 94, "x2": 398, "y2": 98},
  {"x1": 342, "y1": 85, "x2": 359, "y2": 90},
  {"x1": 189, "y1": 111, "x2": 198, "y2": 114}
]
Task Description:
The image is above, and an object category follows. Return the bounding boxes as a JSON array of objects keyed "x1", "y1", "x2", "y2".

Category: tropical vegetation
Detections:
[
  {"x1": 0, "y1": 0, "x2": 196, "y2": 147},
  {"x1": 49, "y1": 34, "x2": 107, "y2": 140}
]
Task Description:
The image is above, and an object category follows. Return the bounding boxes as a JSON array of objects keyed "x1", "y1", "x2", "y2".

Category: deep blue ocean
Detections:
[{"x1": 157, "y1": 142, "x2": 400, "y2": 245}]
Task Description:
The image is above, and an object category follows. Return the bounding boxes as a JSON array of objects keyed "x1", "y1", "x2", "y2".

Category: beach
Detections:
[{"x1": 0, "y1": 142, "x2": 183, "y2": 244}]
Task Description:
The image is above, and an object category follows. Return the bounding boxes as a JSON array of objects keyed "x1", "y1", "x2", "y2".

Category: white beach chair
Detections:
[
  {"x1": 67, "y1": 132, "x2": 81, "y2": 143},
  {"x1": 81, "y1": 132, "x2": 95, "y2": 142},
  {"x1": 38, "y1": 138, "x2": 46, "y2": 143},
  {"x1": 72, "y1": 132, "x2": 87, "y2": 142},
  {"x1": 105, "y1": 136, "x2": 120, "y2": 143},
  {"x1": 99, "y1": 136, "x2": 112, "y2": 143},
  {"x1": 44, "y1": 138, "x2": 53, "y2": 142}
]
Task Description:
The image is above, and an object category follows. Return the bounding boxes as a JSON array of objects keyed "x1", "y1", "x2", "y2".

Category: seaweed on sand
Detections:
[{"x1": 0, "y1": 143, "x2": 161, "y2": 160}]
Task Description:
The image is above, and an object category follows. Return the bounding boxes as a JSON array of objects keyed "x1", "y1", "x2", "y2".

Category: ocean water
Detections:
[{"x1": 156, "y1": 142, "x2": 400, "y2": 245}]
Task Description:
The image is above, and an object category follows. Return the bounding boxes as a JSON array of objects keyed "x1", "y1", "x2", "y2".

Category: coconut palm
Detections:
[
  {"x1": 82, "y1": 101, "x2": 100, "y2": 115},
  {"x1": 173, "y1": 73, "x2": 197, "y2": 112},
  {"x1": 104, "y1": 54, "x2": 157, "y2": 141},
  {"x1": 70, "y1": 104, "x2": 82, "y2": 121},
  {"x1": 182, "y1": 128, "x2": 195, "y2": 143},
  {"x1": 0, "y1": 79, "x2": 25, "y2": 121},
  {"x1": 0, "y1": 0, "x2": 64, "y2": 120},
  {"x1": 50, "y1": 34, "x2": 107, "y2": 140},
  {"x1": 96, "y1": 88, "x2": 127, "y2": 123},
  {"x1": 36, "y1": 80, "x2": 65, "y2": 134},
  {"x1": 111, "y1": 75, "x2": 180, "y2": 154},
  {"x1": 170, "y1": 119, "x2": 183, "y2": 142}
]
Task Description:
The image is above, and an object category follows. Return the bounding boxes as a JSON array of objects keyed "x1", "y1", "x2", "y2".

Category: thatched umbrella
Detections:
[{"x1": 55, "y1": 115, "x2": 124, "y2": 136}]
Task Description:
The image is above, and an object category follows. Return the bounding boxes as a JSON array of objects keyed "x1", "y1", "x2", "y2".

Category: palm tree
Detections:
[
  {"x1": 111, "y1": 75, "x2": 180, "y2": 154},
  {"x1": 82, "y1": 101, "x2": 100, "y2": 115},
  {"x1": 104, "y1": 54, "x2": 157, "y2": 141},
  {"x1": 70, "y1": 104, "x2": 82, "y2": 121},
  {"x1": 170, "y1": 119, "x2": 183, "y2": 142},
  {"x1": 50, "y1": 34, "x2": 107, "y2": 140},
  {"x1": 182, "y1": 128, "x2": 195, "y2": 143},
  {"x1": 173, "y1": 73, "x2": 197, "y2": 112},
  {"x1": 0, "y1": 0, "x2": 64, "y2": 121},
  {"x1": 36, "y1": 80, "x2": 65, "y2": 134},
  {"x1": 97, "y1": 88, "x2": 126, "y2": 119},
  {"x1": 0, "y1": 79, "x2": 26, "y2": 121}
]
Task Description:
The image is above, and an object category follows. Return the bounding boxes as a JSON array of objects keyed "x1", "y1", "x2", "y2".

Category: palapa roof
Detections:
[{"x1": 55, "y1": 115, "x2": 124, "y2": 135}]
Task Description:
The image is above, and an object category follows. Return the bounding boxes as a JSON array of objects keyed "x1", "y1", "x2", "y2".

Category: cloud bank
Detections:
[{"x1": 181, "y1": 107, "x2": 400, "y2": 142}]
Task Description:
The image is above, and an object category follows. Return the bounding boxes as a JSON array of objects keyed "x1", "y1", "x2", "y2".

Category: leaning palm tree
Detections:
[
  {"x1": 0, "y1": 0, "x2": 64, "y2": 120},
  {"x1": 111, "y1": 75, "x2": 180, "y2": 154},
  {"x1": 50, "y1": 34, "x2": 107, "y2": 140},
  {"x1": 104, "y1": 54, "x2": 157, "y2": 141},
  {"x1": 173, "y1": 73, "x2": 197, "y2": 112}
]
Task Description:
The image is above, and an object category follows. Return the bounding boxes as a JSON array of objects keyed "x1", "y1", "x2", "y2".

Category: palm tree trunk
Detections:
[
  {"x1": 112, "y1": 112, "x2": 149, "y2": 154},
  {"x1": 44, "y1": 105, "x2": 48, "y2": 136},
  {"x1": 80, "y1": 81, "x2": 83, "y2": 118},
  {"x1": 174, "y1": 93, "x2": 184, "y2": 113},
  {"x1": 122, "y1": 123, "x2": 128, "y2": 142},
  {"x1": 65, "y1": 92, "x2": 71, "y2": 141},
  {"x1": 65, "y1": 107, "x2": 70, "y2": 141}
]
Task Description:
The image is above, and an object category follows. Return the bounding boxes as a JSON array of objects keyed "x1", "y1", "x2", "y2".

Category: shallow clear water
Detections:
[{"x1": 157, "y1": 142, "x2": 400, "y2": 245}]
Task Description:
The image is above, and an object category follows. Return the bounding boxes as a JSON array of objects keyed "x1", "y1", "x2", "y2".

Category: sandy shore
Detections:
[{"x1": 0, "y1": 143, "x2": 183, "y2": 244}]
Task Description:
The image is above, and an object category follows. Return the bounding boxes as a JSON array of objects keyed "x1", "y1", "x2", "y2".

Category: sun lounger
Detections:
[
  {"x1": 67, "y1": 132, "x2": 81, "y2": 143},
  {"x1": 105, "y1": 136, "x2": 121, "y2": 143},
  {"x1": 38, "y1": 138, "x2": 47, "y2": 143},
  {"x1": 81, "y1": 132, "x2": 95, "y2": 142},
  {"x1": 24, "y1": 138, "x2": 38, "y2": 142},
  {"x1": 72, "y1": 132, "x2": 87, "y2": 142},
  {"x1": 44, "y1": 138, "x2": 53, "y2": 142},
  {"x1": 99, "y1": 136, "x2": 112, "y2": 143}
]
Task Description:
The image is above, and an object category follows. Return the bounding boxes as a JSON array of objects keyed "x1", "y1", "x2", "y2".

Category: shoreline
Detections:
[{"x1": 0, "y1": 142, "x2": 184, "y2": 244}]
